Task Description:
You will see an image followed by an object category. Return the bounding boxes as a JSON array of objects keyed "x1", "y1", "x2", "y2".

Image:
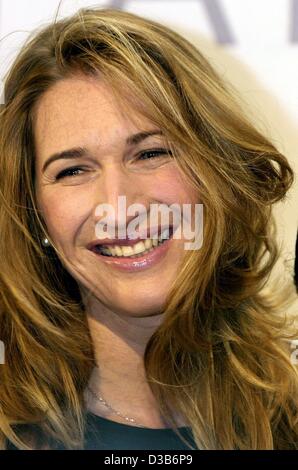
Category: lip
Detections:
[{"x1": 88, "y1": 231, "x2": 174, "y2": 272}]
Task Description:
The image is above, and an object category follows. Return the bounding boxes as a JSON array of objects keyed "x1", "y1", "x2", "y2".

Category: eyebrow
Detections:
[{"x1": 41, "y1": 130, "x2": 164, "y2": 173}]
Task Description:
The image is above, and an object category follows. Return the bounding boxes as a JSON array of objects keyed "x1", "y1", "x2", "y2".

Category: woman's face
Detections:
[{"x1": 34, "y1": 75, "x2": 198, "y2": 317}]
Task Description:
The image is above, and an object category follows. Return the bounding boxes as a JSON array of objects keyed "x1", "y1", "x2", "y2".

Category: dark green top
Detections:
[{"x1": 7, "y1": 412, "x2": 198, "y2": 450}]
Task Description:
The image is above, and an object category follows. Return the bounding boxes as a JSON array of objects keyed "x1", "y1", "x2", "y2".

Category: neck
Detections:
[{"x1": 83, "y1": 295, "x2": 169, "y2": 427}]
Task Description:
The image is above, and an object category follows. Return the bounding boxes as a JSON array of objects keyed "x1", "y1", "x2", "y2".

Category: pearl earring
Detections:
[{"x1": 42, "y1": 237, "x2": 50, "y2": 247}]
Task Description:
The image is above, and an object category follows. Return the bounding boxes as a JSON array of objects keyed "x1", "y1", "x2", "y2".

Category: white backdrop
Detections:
[{"x1": 0, "y1": 0, "x2": 297, "y2": 285}]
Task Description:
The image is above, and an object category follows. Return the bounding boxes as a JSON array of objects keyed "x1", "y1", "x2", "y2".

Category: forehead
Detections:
[{"x1": 33, "y1": 75, "x2": 155, "y2": 158}]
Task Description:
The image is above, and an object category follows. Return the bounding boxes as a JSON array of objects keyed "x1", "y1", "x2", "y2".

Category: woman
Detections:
[{"x1": 0, "y1": 7, "x2": 297, "y2": 450}]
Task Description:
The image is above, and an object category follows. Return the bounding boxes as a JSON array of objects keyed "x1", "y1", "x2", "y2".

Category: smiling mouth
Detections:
[{"x1": 90, "y1": 226, "x2": 174, "y2": 259}]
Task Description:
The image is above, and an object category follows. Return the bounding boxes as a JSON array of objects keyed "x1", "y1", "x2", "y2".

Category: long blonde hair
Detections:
[{"x1": 0, "y1": 7, "x2": 297, "y2": 449}]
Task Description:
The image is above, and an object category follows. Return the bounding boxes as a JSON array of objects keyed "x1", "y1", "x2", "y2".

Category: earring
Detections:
[{"x1": 41, "y1": 237, "x2": 50, "y2": 247}]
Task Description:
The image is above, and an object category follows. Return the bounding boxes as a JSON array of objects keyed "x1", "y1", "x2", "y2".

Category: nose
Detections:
[{"x1": 92, "y1": 162, "x2": 147, "y2": 229}]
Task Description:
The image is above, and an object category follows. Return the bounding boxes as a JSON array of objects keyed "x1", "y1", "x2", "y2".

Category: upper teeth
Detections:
[{"x1": 100, "y1": 228, "x2": 170, "y2": 257}]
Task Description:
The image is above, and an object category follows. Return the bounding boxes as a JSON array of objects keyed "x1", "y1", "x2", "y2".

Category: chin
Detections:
[
  {"x1": 108, "y1": 297, "x2": 167, "y2": 318},
  {"x1": 78, "y1": 275, "x2": 171, "y2": 317}
]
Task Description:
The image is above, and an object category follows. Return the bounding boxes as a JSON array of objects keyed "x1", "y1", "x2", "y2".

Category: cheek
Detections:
[
  {"x1": 37, "y1": 188, "x2": 91, "y2": 245},
  {"x1": 153, "y1": 168, "x2": 200, "y2": 239},
  {"x1": 152, "y1": 166, "x2": 198, "y2": 204}
]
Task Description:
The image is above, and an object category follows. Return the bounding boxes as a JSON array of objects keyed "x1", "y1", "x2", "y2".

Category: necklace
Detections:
[{"x1": 87, "y1": 385, "x2": 146, "y2": 428}]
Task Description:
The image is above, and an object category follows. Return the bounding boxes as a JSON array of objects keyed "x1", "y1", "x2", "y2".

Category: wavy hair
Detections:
[{"x1": 0, "y1": 7, "x2": 297, "y2": 449}]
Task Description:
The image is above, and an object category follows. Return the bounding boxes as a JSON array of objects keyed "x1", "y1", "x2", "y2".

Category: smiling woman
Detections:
[{"x1": 0, "y1": 7, "x2": 297, "y2": 450}]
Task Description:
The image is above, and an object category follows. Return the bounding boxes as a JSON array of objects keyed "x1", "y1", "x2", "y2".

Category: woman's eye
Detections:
[
  {"x1": 54, "y1": 150, "x2": 173, "y2": 180},
  {"x1": 55, "y1": 167, "x2": 86, "y2": 180},
  {"x1": 137, "y1": 149, "x2": 172, "y2": 161}
]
